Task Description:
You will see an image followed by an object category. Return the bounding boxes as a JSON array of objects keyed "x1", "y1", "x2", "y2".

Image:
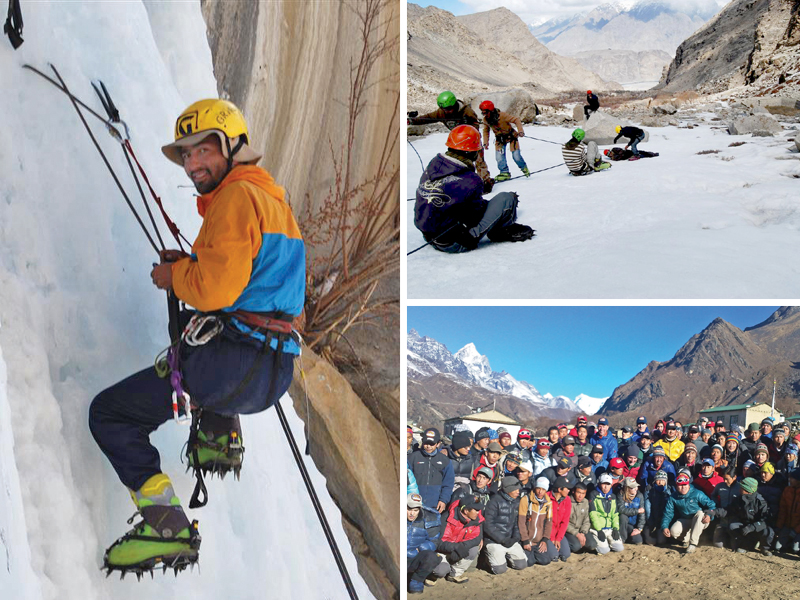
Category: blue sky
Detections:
[{"x1": 408, "y1": 306, "x2": 779, "y2": 399}]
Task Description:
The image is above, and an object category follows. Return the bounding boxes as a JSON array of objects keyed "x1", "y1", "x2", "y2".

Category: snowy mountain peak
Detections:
[
  {"x1": 455, "y1": 343, "x2": 493, "y2": 380},
  {"x1": 574, "y1": 393, "x2": 609, "y2": 415}
]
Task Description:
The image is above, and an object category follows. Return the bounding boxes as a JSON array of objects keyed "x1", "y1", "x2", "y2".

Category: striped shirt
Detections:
[{"x1": 562, "y1": 143, "x2": 590, "y2": 174}]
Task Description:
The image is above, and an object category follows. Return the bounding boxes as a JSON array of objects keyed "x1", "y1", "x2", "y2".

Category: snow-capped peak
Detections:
[
  {"x1": 455, "y1": 343, "x2": 493, "y2": 379},
  {"x1": 574, "y1": 394, "x2": 609, "y2": 415}
]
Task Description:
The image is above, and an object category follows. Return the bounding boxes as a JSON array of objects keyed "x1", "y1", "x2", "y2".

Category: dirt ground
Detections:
[{"x1": 419, "y1": 543, "x2": 800, "y2": 600}]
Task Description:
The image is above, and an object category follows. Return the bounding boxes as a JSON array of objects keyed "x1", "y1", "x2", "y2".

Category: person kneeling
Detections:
[
  {"x1": 589, "y1": 473, "x2": 624, "y2": 553},
  {"x1": 483, "y1": 476, "x2": 528, "y2": 574},
  {"x1": 519, "y1": 477, "x2": 557, "y2": 566},
  {"x1": 414, "y1": 125, "x2": 534, "y2": 253}
]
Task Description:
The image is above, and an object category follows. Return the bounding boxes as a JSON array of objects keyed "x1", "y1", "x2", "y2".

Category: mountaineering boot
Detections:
[
  {"x1": 594, "y1": 161, "x2": 611, "y2": 171},
  {"x1": 103, "y1": 473, "x2": 200, "y2": 578},
  {"x1": 409, "y1": 579, "x2": 425, "y2": 594},
  {"x1": 521, "y1": 166, "x2": 530, "y2": 177},
  {"x1": 494, "y1": 171, "x2": 511, "y2": 182},
  {"x1": 187, "y1": 412, "x2": 244, "y2": 479},
  {"x1": 488, "y1": 223, "x2": 535, "y2": 243}
]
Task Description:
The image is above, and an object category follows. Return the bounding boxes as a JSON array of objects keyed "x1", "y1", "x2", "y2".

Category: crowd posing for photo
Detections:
[{"x1": 406, "y1": 415, "x2": 800, "y2": 594}]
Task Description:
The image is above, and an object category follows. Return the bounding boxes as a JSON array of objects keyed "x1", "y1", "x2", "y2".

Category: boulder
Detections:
[
  {"x1": 740, "y1": 96, "x2": 800, "y2": 116},
  {"x1": 468, "y1": 88, "x2": 539, "y2": 123},
  {"x1": 573, "y1": 104, "x2": 585, "y2": 122},
  {"x1": 583, "y1": 111, "x2": 650, "y2": 146},
  {"x1": 653, "y1": 103, "x2": 677, "y2": 115},
  {"x1": 728, "y1": 113, "x2": 784, "y2": 136}
]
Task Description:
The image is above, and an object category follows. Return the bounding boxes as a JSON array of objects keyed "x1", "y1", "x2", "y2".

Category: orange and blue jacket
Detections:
[{"x1": 172, "y1": 165, "x2": 305, "y2": 354}]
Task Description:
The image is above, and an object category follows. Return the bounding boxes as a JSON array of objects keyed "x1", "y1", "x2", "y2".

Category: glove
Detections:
[
  {"x1": 742, "y1": 525, "x2": 755, "y2": 536},
  {"x1": 611, "y1": 530, "x2": 621, "y2": 541},
  {"x1": 596, "y1": 530, "x2": 606, "y2": 542},
  {"x1": 407, "y1": 111, "x2": 418, "y2": 118},
  {"x1": 715, "y1": 507, "x2": 727, "y2": 518},
  {"x1": 729, "y1": 522, "x2": 743, "y2": 531},
  {"x1": 482, "y1": 178, "x2": 494, "y2": 194}
]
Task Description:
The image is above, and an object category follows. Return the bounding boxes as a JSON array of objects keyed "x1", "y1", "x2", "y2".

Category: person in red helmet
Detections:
[
  {"x1": 584, "y1": 91, "x2": 599, "y2": 120},
  {"x1": 414, "y1": 124, "x2": 535, "y2": 252},
  {"x1": 479, "y1": 100, "x2": 529, "y2": 182}
]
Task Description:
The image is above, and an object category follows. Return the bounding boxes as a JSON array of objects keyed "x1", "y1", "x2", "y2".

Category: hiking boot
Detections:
[
  {"x1": 494, "y1": 171, "x2": 511, "y2": 182},
  {"x1": 521, "y1": 166, "x2": 530, "y2": 177},
  {"x1": 409, "y1": 579, "x2": 425, "y2": 594},
  {"x1": 594, "y1": 161, "x2": 611, "y2": 171},
  {"x1": 424, "y1": 576, "x2": 438, "y2": 587},
  {"x1": 686, "y1": 544, "x2": 697, "y2": 554},
  {"x1": 187, "y1": 413, "x2": 244, "y2": 479},
  {"x1": 446, "y1": 574, "x2": 470, "y2": 584},
  {"x1": 487, "y1": 223, "x2": 535, "y2": 243},
  {"x1": 104, "y1": 474, "x2": 200, "y2": 577},
  {"x1": 736, "y1": 548, "x2": 747, "y2": 554},
  {"x1": 761, "y1": 548, "x2": 773, "y2": 557}
]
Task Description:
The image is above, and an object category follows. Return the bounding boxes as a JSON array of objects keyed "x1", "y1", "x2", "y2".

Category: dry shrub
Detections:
[
  {"x1": 697, "y1": 149, "x2": 720, "y2": 155},
  {"x1": 299, "y1": 0, "x2": 399, "y2": 361},
  {"x1": 729, "y1": 141, "x2": 746, "y2": 147}
]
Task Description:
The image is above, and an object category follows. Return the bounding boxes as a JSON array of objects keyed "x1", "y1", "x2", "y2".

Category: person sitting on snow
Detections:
[
  {"x1": 414, "y1": 125, "x2": 534, "y2": 253},
  {"x1": 479, "y1": 100, "x2": 529, "y2": 182},
  {"x1": 408, "y1": 90, "x2": 492, "y2": 191},
  {"x1": 613, "y1": 125, "x2": 646, "y2": 158},
  {"x1": 562, "y1": 128, "x2": 610, "y2": 176}
]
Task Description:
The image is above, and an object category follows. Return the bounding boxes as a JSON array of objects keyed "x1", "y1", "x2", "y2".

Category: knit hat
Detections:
[
  {"x1": 725, "y1": 434, "x2": 740, "y2": 445},
  {"x1": 787, "y1": 444, "x2": 798, "y2": 455},
  {"x1": 703, "y1": 428, "x2": 714, "y2": 435},
  {"x1": 652, "y1": 447, "x2": 666, "y2": 457},
  {"x1": 452, "y1": 431, "x2": 472, "y2": 451},
  {"x1": 740, "y1": 477, "x2": 758, "y2": 493},
  {"x1": 488, "y1": 428, "x2": 499, "y2": 440},
  {"x1": 684, "y1": 443, "x2": 697, "y2": 453},
  {"x1": 747, "y1": 423, "x2": 760, "y2": 432},
  {"x1": 761, "y1": 462, "x2": 775, "y2": 474},
  {"x1": 501, "y1": 476, "x2": 521, "y2": 494},
  {"x1": 487, "y1": 441, "x2": 503, "y2": 453},
  {"x1": 475, "y1": 428, "x2": 491, "y2": 441},
  {"x1": 497, "y1": 427, "x2": 509, "y2": 435},
  {"x1": 499, "y1": 432, "x2": 512, "y2": 443},
  {"x1": 654, "y1": 470, "x2": 668, "y2": 482},
  {"x1": 676, "y1": 473, "x2": 691, "y2": 485},
  {"x1": 535, "y1": 477, "x2": 550, "y2": 491},
  {"x1": 711, "y1": 444, "x2": 724, "y2": 454},
  {"x1": 626, "y1": 446, "x2": 640, "y2": 458},
  {"x1": 774, "y1": 428, "x2": 786, "y2": 438},
  {"x1": 517, "y1": 428, "x2": 532, "y2": 440},
  {"x1": 537, "y1": 439, "x2": 552, "y2": 449},
  {"x1": 518, "y1": 460, "x2": 533, "y2": 473},
  {"x1": 744, "y1": 459, "x2": 756, "y2": 471},
  {"x1": 755, "y1": 443, "x2": 769, "y2": 455},
  {"x1": 407, "y1": 493, "x2": 423, "y2": 508},
  {"x1": 554, "y1": 476, "x2": 570, "y2": 490}
]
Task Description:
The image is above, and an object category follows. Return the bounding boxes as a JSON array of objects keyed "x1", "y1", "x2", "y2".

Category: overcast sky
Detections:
[{"x1": 412, "y1": 0, "x2": 726, "y2": 27}]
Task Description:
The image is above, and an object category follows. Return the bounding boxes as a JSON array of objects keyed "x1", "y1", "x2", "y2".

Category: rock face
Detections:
[
  {"x1": 199, "y1": 3, "x2": 400, "y2": 598},
  {"x1": 600, "y1": 308, "x2": 800, "y2": 424},
  {"x1": 289, "y1": 348, "x2": 399, "y2": 600},
  {"x1": 571, "y1": 49, "x2": 674, "y2": 89},
  {"x1": 407, "y1": 3, "x2": 615, "y2": 109},
  {"x1": 657, "y1": 0, "x2": 800, "y2": 96},
  {"x1": 467, "y1": 89, "x2": 540, "y2": 123}
]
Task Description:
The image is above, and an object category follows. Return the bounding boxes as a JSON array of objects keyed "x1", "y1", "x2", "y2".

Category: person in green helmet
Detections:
[
  {"x1": 408, "y1": 91, "x2": 493, "y2": 190},
  {"x1": 561, "y1": 128, "x2": 610, "y2": 176}
]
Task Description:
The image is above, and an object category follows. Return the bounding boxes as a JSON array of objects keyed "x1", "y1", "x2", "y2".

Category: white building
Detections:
[{"x1": 443, "y1": 409, "x2": 523, "y2": 439}]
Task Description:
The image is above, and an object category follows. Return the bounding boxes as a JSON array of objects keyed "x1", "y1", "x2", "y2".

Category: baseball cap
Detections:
[
  {"x1": 558, "y1": 423, "x2": 568, "y2": 430},
  {"x1": 517, "y1": 461, "x2": 533, "y2": 473},
  {"x1": 578, "y1": 456, "x2": 592, "y2": 467},
  {"x1": 621, "y1": 426, "x2": 632, "y2": 433},
  {"x1": 487, "y1": 441, "x2": 503, "y2": 453},
  {"x1": 563, "y1": 435, "x2": 575, "y2": 445},
  {"x1": 598, "y1": 417, "x2": 609, "y2": 426},
  {"x1": 637, "y1": 416, "x2": 647, "y2": 424},
  {"x1": 557, "y1": 457, "x2": 571, "y2": 470},
  {"x1": 592, "y1": 444, "x2": 604, "y2": 454},
  {"x1": 702, "y1": 458, "x2": 715, "y2": 467},
  {"x1": 688, "y1": 425, "x2": 699, "y2": 433},
  {"x1": 610, "y1": 457, "x2": 625, "y2": 469},
  {"x1": 577, "y1": 415, "x2": 588, "y2": 423},
  {"x1": 598, "y1": 473, "x2": 613, "y2": 484},
  {"x1": 666, "y1": 423, "x2": 677, "y2": 430},
  {"x1": 640, "y1": 432, "x2": 651, "y2": 439},
  {"x1": 423, "y1": 428, "x2": 440, "y2": 444},
  {"x1": 460, "y1": 495, "x2": 483, "y2": 511},
  {"x1": 716, "y1": 419, "x2": 725, "y2": 426},
  {"x1": 476, "y1": 467, "x2": 494, "y2": 480},
  {"x1": 554, "y1": 476, "x2": 570, "y2": 490},
  {"x1": 623, "y1": 477, "x2": 639, "y2": 488}
]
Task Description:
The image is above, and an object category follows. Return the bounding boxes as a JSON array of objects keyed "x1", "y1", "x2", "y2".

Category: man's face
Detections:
[
  {"x1": 462, "y1": 507, "x2": 480, "y2": 520},
  {"x1": 520, "y1": 438, "x2": 533, "y2": 449},
  {"x1": 723, "y1": 473, "x2": 736, "y2": 486},
  {"x1": 711, "y1": 449, "x2": 722, "y2": 461},
  {"x1": 610, "y1": 466, "x2": 623, "y2": 476},
  {"x1": 640, "y1": 437, "x2": 652, "y2": 448},
  {"x1": 538, "y1": 446, "x2": 549, "y2": 457},
  {"x1": 626, "y1": 454, "x2": 638, "y2": 466},
  {"x1": 598, "y1": 424, "x2": 608, "y2": 436},
  {"x1": 637, "y1": 422, "x2": 647, "y2": 431},
  {"x1": 622, "y1": 431, "x2": 632, "y2": 440},
  {"x1": 559, "y1": 428, "x2": 568, "y2": 439},
  {"x1": 702, "y1": 432, "x2": 711, "y2": 441},
  {"x1": 407, "y1": 430, "x2": 413, "y2": 448},
  {"x1": 676, "y1": 481, "x2": 690, "y2": 496},
  {"x1": 591, "y1": 451, "x2": 603, "y2": 462},
  {"x1": 456, "y1": 446, "x2": 470, "y2": 456},
  {"x1": 487, "y1": 451, "x2": 501, "y2": 463},
  {"x1": 517, "y1": 470, "x2": 530, "y2": 483},
  {"x1": 407, "y1": 507, "x2": 420, "y2": 522},
  {"x1": 508, "y1": 488, "x2": 520, "y2": 499},
  {"x1": 688, "y1": 431, "x2": 699, "y2": 440},
  {"x1": 573, "y1": 487, "x2": 586, "y2": 503},
  {"x1": 654, "y1": 455, "x2": 664, "y2": 468},
  {"x1": 599, "y1": 482, "x2": 611, "y2": 494},
  {"x1": 549, "y1": 430, "x2": 559, "y2": 443},
  {"x1": 422, "y1": 441, "x2": 438, "y2": 454},
  {"x1": 563, "y1": 443, "x2": 574, "y2": 454},
  {"x1": 762, "y1": 424, "x2": 772, "y2": 435},
  {"x1": 655, "y1": 478, "x2": 666, "y2": 488},
  {"x1": 774, "y1": 433, "x2": 785, "y2": 446},
  {"x1": 477, "y1": 437, "x2": 490, "y2": 449},
  {"x1": 577, "y1": 427, "x2": 587, "y2": 441},
  {"x1": 702, "y1": 463, "x2": 714, "y2": 477},
  {"x1": 476, "y1": 473, "x2": 490, "y2": 488},
  {"x1": 180, "y1": 136, "x2": 229, "y2": 194},
  {"x1": 506, "y1": 459, "x2": 520, "y2": 472},
  {"x1": 761, "y1": 470, "x2": 773, "y2": 483},
  {"x1": 665, "y1": 428, "x2": 677, "y2": 440},
  {"x1": 685, "y1": 449, "x2": 697, "y2": 463}
]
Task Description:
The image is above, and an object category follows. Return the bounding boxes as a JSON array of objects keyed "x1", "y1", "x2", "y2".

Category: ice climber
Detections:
[
  {"x1": 479, "y1": 100, "x2": 529, "y2": 182},
  {"x1": 414, "y1": 124, "x2": 535, "y2": 252},
  {"x1": 89, "y1": 99, "x2": 305, "y2": 575}
]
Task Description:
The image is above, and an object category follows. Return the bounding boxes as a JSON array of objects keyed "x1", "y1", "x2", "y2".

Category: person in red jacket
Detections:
[
  {"x1": 548, "y1": 476, "x2": 573, "y2": 562},
  {"x1": 694, "y1": 458, "x2": 724, "y2": 497},
  {"x1": 622, "y1": 446, "x2": 641, "y2": 480},
  {"x1": 434, "y1": 495, "x2": 485, "y2": 584}
]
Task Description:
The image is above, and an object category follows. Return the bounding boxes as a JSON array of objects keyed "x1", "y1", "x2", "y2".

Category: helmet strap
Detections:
[{"x1": 225, "y1": 135, "x2": 246, "y2": 172}]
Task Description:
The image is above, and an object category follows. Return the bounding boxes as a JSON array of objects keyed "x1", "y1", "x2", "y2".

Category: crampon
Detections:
[{"x1": 185, "y1": 412, "x2": 244, "y2": 479}]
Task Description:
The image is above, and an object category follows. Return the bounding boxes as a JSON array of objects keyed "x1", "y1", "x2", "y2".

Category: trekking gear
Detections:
[
  {"x1": 494, "y1": 172, "x2": 511, "y2": 182},
  {"x1": 185, "y1": 412, "x2": 244, "y2": 479},
  {"x1": 615, "y1": 125, "x2": 622, "y2": 133},
  {"x1": 594, "y1": 162, "x2": 611, "y2": 171},
  {"x1": 686, "y1": 544, "x2": 697, "y2": 553},
  {"x1": 446, "y1": 574, "x2": 470, "y2": 584},
  {"x1": 483, "y1": 177, "x2": 495, "y2": 193},
  {"x1": 521, "y1": 166, "x2": 530, "y2": 177},
  {"x1": 487, "y1": 223, "x2": 535, "y2": 243},
  {"x1": 103, "y1": 473, "x2": 200, "y2": 578},
  {"x1": 4, "y1": 0, "x2": 23, "y2": 48},
  {"x1": 445, "y1": 125, "x2": 481, "y2": 152},
  {"x1": 572, "y1": 128, "x2": 585, "y2": 142},
  {"x1": 479, "y1": 100, "x2": 495, "y2": 112},
  {"x1": 437, "y1": 91, "x2": 457, "y2": 109},
  {"x1": 586, "y1": 90, "x2": 592, "y2": 95},
  {"x1": 424, "y1": 576, "x2": 438, "y2": 586},
  {"x1": 161, "y1": 98, "x2": 260, "y2": 169},
  {"x1": 409, "y1": 579, "x2": 425, "y2": 594}
]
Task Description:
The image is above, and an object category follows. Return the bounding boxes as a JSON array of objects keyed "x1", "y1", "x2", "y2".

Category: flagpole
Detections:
[{"x1": 771, "y1": 379, "x2": 776, "y2": 419}]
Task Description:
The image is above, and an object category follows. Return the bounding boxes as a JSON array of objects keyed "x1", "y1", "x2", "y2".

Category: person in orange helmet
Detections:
[
  {"x1": 584, "y1": 91, "x2": 599, "y2": 120},
  {"x1": 414, "y1": 125, "x2": 534, "y2": 253}
]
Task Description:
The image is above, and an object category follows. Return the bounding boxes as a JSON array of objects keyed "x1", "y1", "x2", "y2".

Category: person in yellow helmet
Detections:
[{"x1": 89, "y1": 99, "x2": 305, "y2": 575}]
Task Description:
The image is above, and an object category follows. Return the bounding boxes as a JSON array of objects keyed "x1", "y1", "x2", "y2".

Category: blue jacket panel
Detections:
[
  {"x1": 639, "y1": 458, "x2": 676, "y2": 488},
  {"x1": 590, "y1": 432, "x2": 618, "y2": 462},
  {"x1": 414, "y1": 153, "x2": 486, "y2": 245},
  {"x1": 661, "y1": 486, "x2": 716, "y2": 530},
  {"x1": 409, "y1": 449, "x2": 455, "y2": 509},
  {"x1": 407, "y1": 507, "x2": 442, "y2": 556}
]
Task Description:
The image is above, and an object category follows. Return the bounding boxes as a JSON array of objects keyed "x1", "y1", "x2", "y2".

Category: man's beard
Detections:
[{"x1": 193, "y1": 168, "x2": 226, "y2": 194}]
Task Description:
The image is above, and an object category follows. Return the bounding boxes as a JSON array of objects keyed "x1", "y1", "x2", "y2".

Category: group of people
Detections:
[
  {"x1": 407, "y1": 415, "x2": 800, "y2": 594},
  {"x1": 410, "y1": 89, "x2": 656, "y2": 253}
]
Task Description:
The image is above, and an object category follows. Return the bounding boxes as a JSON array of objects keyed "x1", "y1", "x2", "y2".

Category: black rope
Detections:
[
  {"x1": 407, "y1": 138, "x2": 424, "y2": 171},
  {"x1": 520, "y1": 135, "x2": 564, "y2": 146},
  {"x1": 275, "y1": 399, "x2": 359, "y2": 600},
  {"x1": 406, "y1": 223, "x2": 458, "y2": 256},
  {"x1": 48, "y1": 65, "x2": 161, "y2": 254}
]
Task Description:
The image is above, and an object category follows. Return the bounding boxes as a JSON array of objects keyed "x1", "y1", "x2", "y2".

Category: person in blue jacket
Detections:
[
  {"x1": 631, "y1": 416, "x2": 650, "y2": 445},
  {"x1": 590, "y1": 417, "x2": 618, "y2": 462},
  {"x1": 661, "y1": 472, "x2": 716, "y2": 553},
  {"x1": 409, "y1": 427, "x2": 455, "y2": 538},
  {"x1": 644, "y1": 470, "x2": 672, "y2": 545},
  {"x1": 414, "y1": 125, "x2": 534, "y2": 252},
  {"x1": 639, "y1": 447, "x2": 676, "y2": 488},
  {"x1": 407, "y1": 493, "x2": 444, "y2": 594}
]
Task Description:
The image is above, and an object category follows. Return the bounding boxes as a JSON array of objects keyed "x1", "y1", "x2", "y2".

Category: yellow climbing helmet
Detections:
[
  {"x1": 615, "y1": 125, "x2": 622, "y2": 133},
  {"x1": 161, "y1": 99, "x2": 262, "y2": 166}
]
